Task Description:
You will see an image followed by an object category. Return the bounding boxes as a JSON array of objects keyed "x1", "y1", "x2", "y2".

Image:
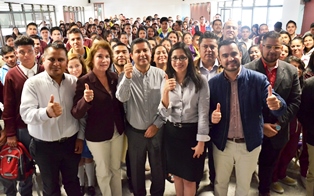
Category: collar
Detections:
[
  {"x1": 133, "y1": 65, "x2": 151, "y2": 77},
  {"x1": 18, "y1": 63, "x2": 38, "y2": 76},
  {"x1": 199, "y1": 59, "x2": 219, "y2": 70},
  {"x1": 223, "y1": 65, "x2": 242, "y2": 81},
  {"x1": 261, "y1": 58, "x2": 278, "y2": 71},
  {"x1": 44, "y1": 71, "x2": 65, "y2": 83}
]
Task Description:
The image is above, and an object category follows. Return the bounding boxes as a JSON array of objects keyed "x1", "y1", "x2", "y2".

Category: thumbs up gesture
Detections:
[
  {"x1": 211, "y1": 103, "x2": 221, "y2": 124},
  {"x1": 124, "y1": 59, "x2": 133, "y2": 79},
  {"x1": 46, "y1": 94, "x2": 63, "y2": 118},
  {"x1": 163, "y1": 74, "x2": 176, "y2": 93},
  {"x1": 266, "y1": 85, "x2": 281, "y2": 110},
  {"x1": 84, "y1": 83, "x2": 94, "y2": 103}
]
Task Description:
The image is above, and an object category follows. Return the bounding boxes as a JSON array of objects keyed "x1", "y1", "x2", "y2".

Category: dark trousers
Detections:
[
  {"x1": 258, "y1": 137, "x2": 282, "y2": 194},
  {"x1": 300, "y1": 128, "x2": 309, "y2": 177},
  {"x1": 29, "y1": 134, "x2": 81, "y2": 196},
  {"x1": 126, "y1": 124, "x2": 165, "y2": 196},
  {"x1": 206, "y1": 140, "x2": 216, "y2": 184},
  {"x1": 0, "y1": 128, "x2": 33, "y2": 196}
]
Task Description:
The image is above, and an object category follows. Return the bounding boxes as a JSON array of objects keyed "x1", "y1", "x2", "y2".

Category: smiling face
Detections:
[
  {"x1": 279, "y1": 45, "x2": 289, "y2": 61},
  {"x1": 218, "y1": 43, "x2": 242, "y2": 73},
  {"x1": 113, "y1": 45, "x2": 129, "y2": 67},
  {"x1": 154, "y1": 46, "x2": 168, "y2": 65},
  {"x1": 222, "y1": 20, "x2": 238, "y2": 41},
  {"x1": 304, "y1": 35, "x2": 314, "y2": 50},
  {"x1": 131, "y1": 42, "x2": 151, "y2": 69},
  {"x1": 260, "y1": 37, "x2": 282, "y2": 64},
  {"x1": 171, "y1": 49, "x2": 188, "y2": 75},
  {"x1": 93, "y1": 48, "x2": 111, "y2": 72},
  {"x1": 249, "y1": 46, "x2": 261, "y2": 61},
  {"x1": 43, "y1": 47, "x2": 67, "y2": 81},
  {"x1": 199, "y1": 38, "x2": 218, "y2": 64},
  {"x1": 290, "y1": 39, "x2": 304, "y2": 58},
  {"x1": 67, "y1": 58, "x2": 83, "y2": 78}
]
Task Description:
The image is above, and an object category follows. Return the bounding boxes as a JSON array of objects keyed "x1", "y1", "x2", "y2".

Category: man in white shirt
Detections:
[
  {"x1": 20, "y1": 42, "x2": 84, "y2": 196},
  {"x1": 240, "y1": 26, "x2": 253, "y2": 49}
]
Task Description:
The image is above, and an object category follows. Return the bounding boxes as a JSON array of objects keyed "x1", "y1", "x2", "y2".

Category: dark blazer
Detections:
[
  {"x1": 71, "y1": 71, "x2": 125, "y2": 142},
  {"x1": 245, "y1": 59, "x2": 301, "y2": 149}
]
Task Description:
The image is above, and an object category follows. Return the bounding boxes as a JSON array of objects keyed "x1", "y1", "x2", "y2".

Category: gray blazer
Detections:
[{"x1": 245, "y1": 58, "x2": 301, "y2": 149}]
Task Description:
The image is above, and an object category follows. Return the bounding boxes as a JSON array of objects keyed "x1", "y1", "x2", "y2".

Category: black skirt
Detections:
[{"x1": 164, "y1": 121, "x2": 206, "y2": 182}]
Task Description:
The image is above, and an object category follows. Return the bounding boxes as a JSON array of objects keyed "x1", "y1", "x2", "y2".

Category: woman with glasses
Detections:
[{"x1": 159, "y1": 42, "x2": 210, "y2": 195}]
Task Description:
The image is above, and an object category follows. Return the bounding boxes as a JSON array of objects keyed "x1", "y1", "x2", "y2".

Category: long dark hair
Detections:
[{"x1": 166, "y1": 42, "x2": 202, "y2": 92}]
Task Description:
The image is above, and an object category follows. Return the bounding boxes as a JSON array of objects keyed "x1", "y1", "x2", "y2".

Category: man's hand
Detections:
[
  {"x1": 211, "y1": 103, "x2": 221, "y2": 124},
  {"x1": 192, "y1": 141, "x2": 205, "y2": 158},
  {"x1": 144, "y1": 124, "x2": 159, "y2": 138},
  {"x1": 263, "y1": 123, "x2": 278, "y2": 137},
  {"x1": 84, "y1": 83, "x2": 94, "y2": 102},
  {"x1": 0, "y1": 130, "x2": 7, "y2": 146},
  {"x1": 266, "y1": 86, "x2": 281, "y2": 110},
  {"x1": 124, "y1": 60, "x2": 133, "y2": 79},
  {"x1": 74, "y1": 139, "x2": 83, "y2": 154},
  {"x1": 7, "y1": 135, "x2": 17, "y2": 147},
  {"x1": 46, "y1": 95, "x2": 63, "y2": 118}
]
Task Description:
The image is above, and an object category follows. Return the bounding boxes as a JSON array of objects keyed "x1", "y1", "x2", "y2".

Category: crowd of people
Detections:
[{"x1": 0, "y1": 12, "x2": 313, "y2": 196}]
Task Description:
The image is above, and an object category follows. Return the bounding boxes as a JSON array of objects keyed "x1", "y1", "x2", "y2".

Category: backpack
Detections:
[{"x1": 0, "y1": 142, "x2": 34, "y2": 181}]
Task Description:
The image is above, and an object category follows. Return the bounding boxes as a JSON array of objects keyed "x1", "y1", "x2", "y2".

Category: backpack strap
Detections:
[{"x1": 17, "y1": 142, "x2": 32, "y2": 160}]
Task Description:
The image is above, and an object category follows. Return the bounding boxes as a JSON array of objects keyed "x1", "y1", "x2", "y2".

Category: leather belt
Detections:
[
  {"x1": 33, "y1": 137, "x2": 69, "y2": 143},
  {"x1": 168, "y1": 121, "x2": 197, "y2": 129},
  {"x1": 227, "y1": 138, "x2": 245, "y2": 143}
]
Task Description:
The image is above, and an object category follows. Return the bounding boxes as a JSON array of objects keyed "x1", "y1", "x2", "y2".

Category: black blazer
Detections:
[
  {"x1": 71, "y1": 71, "x2": 125, "y2": 142},
  {"x1": 245, "y1": 59, "x2": 301, "y2": 149}
]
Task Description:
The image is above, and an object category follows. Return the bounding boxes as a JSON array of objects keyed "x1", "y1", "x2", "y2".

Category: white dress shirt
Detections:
[
  {"x1": 20, "y1": 71, "x2": 84, "y2": 141},
  {"x1": 18, "y1": 64, "x2": 38, "y2": 77}
]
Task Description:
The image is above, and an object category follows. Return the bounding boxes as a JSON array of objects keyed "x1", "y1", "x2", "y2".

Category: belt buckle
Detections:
[
  {"x1": 58, "y1": 137, "x2": 67, "y2": 143},
  {"x1": 173, "y1": 123, "x2": 182, "y2": 128}
]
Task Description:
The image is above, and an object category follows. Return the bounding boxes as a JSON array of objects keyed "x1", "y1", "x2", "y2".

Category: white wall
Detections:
[
  {"x1": 92, "y1": 0, "x2": 192, "y2": 20},
  {"x1": 281, "y1": 0, "x2": 304, "y2": 34}
]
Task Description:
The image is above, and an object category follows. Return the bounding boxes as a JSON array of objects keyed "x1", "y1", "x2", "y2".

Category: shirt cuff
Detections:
[
  {"x1": 196, "y1": 134, "x2": 210, "y2": 142},
  {"x1": 40, "y1": 108, "x2": 51, "y2": 121}
]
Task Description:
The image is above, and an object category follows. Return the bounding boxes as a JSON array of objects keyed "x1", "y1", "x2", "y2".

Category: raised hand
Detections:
[
  {"x1": 46, "y1": 95, "x2": 63, "y2": 118},
  {"x1": 84, "y1": 83, "x2": 94, "y2": 102},
  {"x1": 266, "y1": 85, "x2": 281, "y2": 110},
  {"x1": 124, "y1": 59, "x2": 133, "y2": 79},
  {"x1": 163, "y1": 74, "x2": 176, "y2": 92},
  {"x1": 211, "y1": 103, "x2": 221, "y2": 124}
]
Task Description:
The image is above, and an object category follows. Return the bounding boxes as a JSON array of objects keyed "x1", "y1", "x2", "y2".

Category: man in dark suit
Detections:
[{"x1": 245, "y1": 31, "x2": 301, "y2": 196}]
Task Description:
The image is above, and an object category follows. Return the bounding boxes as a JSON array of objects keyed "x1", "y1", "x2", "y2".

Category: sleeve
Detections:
[
  {"x1": 3, "y1": 75, "x2": 18, "y2": 136},
  {"x1": 20, "y1": 79, "x2": 51, "y2": 125},
  {"x1": 197, "y1": 77, "x2": 210, "y2": 142},
  {"x1": 277, "y1": 71, "x2": 301, "y2": 127},
  {"x1": 115, "y1": 73, "x2": 132, "y2": 103},
  {"x1": 71, "y1": 78, "x2": 92, "y2": 119},
  {"x1": 77, "y1": 115, "x2": 87, "y2": 140}
]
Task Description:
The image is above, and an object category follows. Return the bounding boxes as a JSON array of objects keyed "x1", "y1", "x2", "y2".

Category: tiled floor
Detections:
[{"x1": 0, "y1": 159, "x2": 307, "y2": 196}]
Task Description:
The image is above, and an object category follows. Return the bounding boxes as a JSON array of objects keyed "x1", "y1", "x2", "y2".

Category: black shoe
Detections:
[
  {"x1": 80, "y1": 186, "x2": 85, "y2": 195},
  {"x1": 128, "y1": 178, "x2": 133, "y2": 193},
  {"x1": 87, "y1": 186, "x2": 95, "y2": 196},
  {"x1": 166, "y1": 174, "x2": 174, "y2": 183}
]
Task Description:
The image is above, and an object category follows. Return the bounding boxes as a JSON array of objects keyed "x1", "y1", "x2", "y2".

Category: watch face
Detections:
[{"x1": 276, "y1": 125, "x2": 281, "y2": 131}]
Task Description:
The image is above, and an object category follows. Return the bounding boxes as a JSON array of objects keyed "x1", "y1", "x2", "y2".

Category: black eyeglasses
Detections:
[{"x1": 171, "y1": 56, "x2": 188, "y2": 62}]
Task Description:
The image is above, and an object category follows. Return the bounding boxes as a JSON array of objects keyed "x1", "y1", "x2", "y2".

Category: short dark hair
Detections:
[
  {"x1": 14, "y1": 35, "x2": 34, "y2": 48},
  {"x1": 4, "y1": 35, "x2": 13, "y2": 42},
  {"x1": 218, "y1": 39, "x2": 240, "y2": 55},
  {"x1": 286, "y1": 20, "x2": 297, "y2": 28},
  {"x1": 68, "y1": 28, "x2": 83, "y2": 38},
  {"x1": 160, "y1": 17, "x2": 168, "y2": 24},
  {"x1": 26, "y1": 22, "x2": 37, "y2": 30},
  {"x1": 50, "y1": 26, "x2": 62, "y2": 35},
  {"x1": 43, "y1": 41, "x2": 68, "y2": 59},
  {"x1": 29, "y1": 34, "x2": 40, "y2": 40},
  {"x1": 130, "y1": 38, "x2": 151, "y2": 54},
  {"x1": 193, "y1": 31, "x2": 203, "y2": 40},
  {"x1": 263, "y1": 31, "x2": 280, "y2": 42},
  {"x1": 241, "y1": 26, "x2": 251, "y2": 32},
  {"x1": 40, "y1": 27, "x2": 49, "y2": 32},
  {"x1": 112, "y1": 42, "x2": 128, "y2": 50},
  {"x1": 212, "y1": 19, "x2": 222, "y2": 26},
  {"x1": 199, "y1": 31, "x2": 219, "y2": 46},
  {"x1": 1, "y1": 45, "x2": 15, "y2": 56}
]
